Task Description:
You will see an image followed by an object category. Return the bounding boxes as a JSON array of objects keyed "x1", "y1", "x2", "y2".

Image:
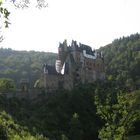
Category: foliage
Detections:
[
  {"x1": 0, "y1": 1, "x2": 10, "y2": 28},
  {"x1": 0, "y1": 0, "x2": 10, "y2": 42},
  {"x1": 95, "y1": 90, "x2": 140, "y2": 140},
  {"x1": 0, "y1": 84, "x2": 102, "y2": 140},
  {"x1": 28, "y1": 87, "x2": 101, "y2": 140},
  {"x1": 0, "y1": 0, "x2": 48, "y2": 9},
  {"x1": 99, "y1": 33, "x2": 140, "y2": 90},
  {"x1": 69, "y1": 113, "x2": 84, "y2": 140},
  {"x1": 0, "y1": 48, "x2": 57, "y2": 87},
  {"x1": 0, "y1": 80, "x2": 139, "y2": 140},
  {"x1": 0, "y1": 110, "x2": 48, "y2": 140},
  {"x1": 0, "y1": 78, "x2": 16, "y2": 93},
  {"x1": 98, "y1": 33, "x2": 140, "y2": 138},
  {"x1": 12, "y1": 0, "x2": 48, "y2": 9}
]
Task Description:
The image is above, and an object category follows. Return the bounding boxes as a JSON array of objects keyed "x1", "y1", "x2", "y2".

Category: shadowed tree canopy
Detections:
[{"x1": 0, "y1": 78, "x2": 16, "y2": 93}]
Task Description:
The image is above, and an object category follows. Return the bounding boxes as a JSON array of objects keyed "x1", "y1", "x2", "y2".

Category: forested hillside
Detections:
[
  {"x1": 0, "y1": 34, "x2": 140, "y2": 140},
  {"x1": 0, "y1": 86, "x2": 101, "y2": 140},
  {"x1": 0, "y1": 48, "x2": 57, "y2": 87},
  {"x1": 100, "y1": 33, "x2": 140, "y2": 90}
]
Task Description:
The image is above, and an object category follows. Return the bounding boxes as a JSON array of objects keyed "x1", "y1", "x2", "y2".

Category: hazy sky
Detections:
[{"x1": 1, "y1": 0, "x2": 140, "y2": 53}]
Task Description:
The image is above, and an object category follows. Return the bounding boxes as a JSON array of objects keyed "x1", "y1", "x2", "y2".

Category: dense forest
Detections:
[
  {"x1": 99, "y1": 33, "x2": 140, "y2": 90},
  {"x1": 0, "y1": 33, "x2": 140, "y2": 140},
  {"x1": 0, "y1": 48, "x2": 57, "y2": 87}
]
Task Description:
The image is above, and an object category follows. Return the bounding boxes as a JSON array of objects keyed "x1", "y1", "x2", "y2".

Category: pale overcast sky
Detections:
[{"x1": 1, "y1": 0, "x2": 140, "y2": 53}]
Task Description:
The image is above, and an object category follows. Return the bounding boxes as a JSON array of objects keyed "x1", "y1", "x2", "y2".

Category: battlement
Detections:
[
  {"x1": 59, "y1": 40, "x2": 93, "y2": 53},
  {"x1": 58, "y1": 40, "x2": 103, "y2": 60}
]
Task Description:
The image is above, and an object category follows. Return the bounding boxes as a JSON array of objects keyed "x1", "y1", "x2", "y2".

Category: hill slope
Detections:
[
  {"x1": 0, "y1": 34, "x2": 140, "y2": 139},
  {"x1": 99, "y1": 33, "x2": 140, "y2": 90},
  {"x1": 0, "y1": 48, "x2": 57, "y2": 87}
]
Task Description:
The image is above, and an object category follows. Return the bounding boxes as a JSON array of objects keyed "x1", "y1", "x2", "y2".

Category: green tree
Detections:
[
  {"x1": 0, "y1": 78, "x2": 16, "y2": 93},
  {"x1": 69, "y1": 113, "x2": 84, "y2": 140},
  {"x1": 95, "y1": 90, "x2": 140, "y2": 140},
  {"x1": 0, "y1": 111, "x2": 49, "y2": 140},
  {"x1": 99, "y1": 33, "x2": 140, "y2": 90}
]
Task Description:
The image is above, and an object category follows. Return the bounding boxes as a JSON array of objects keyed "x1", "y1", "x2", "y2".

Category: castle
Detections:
[{"x1": 43, "y1": 40, "x2": 105, "y2": 91}]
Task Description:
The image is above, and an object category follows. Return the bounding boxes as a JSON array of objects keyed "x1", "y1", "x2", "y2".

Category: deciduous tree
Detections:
[
  {"x1": 95, "y1": 90, "x2": 140, "y2": 140},
  {"x1": 0, "y1": 78, "x2": 16, "y2": 93}
]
